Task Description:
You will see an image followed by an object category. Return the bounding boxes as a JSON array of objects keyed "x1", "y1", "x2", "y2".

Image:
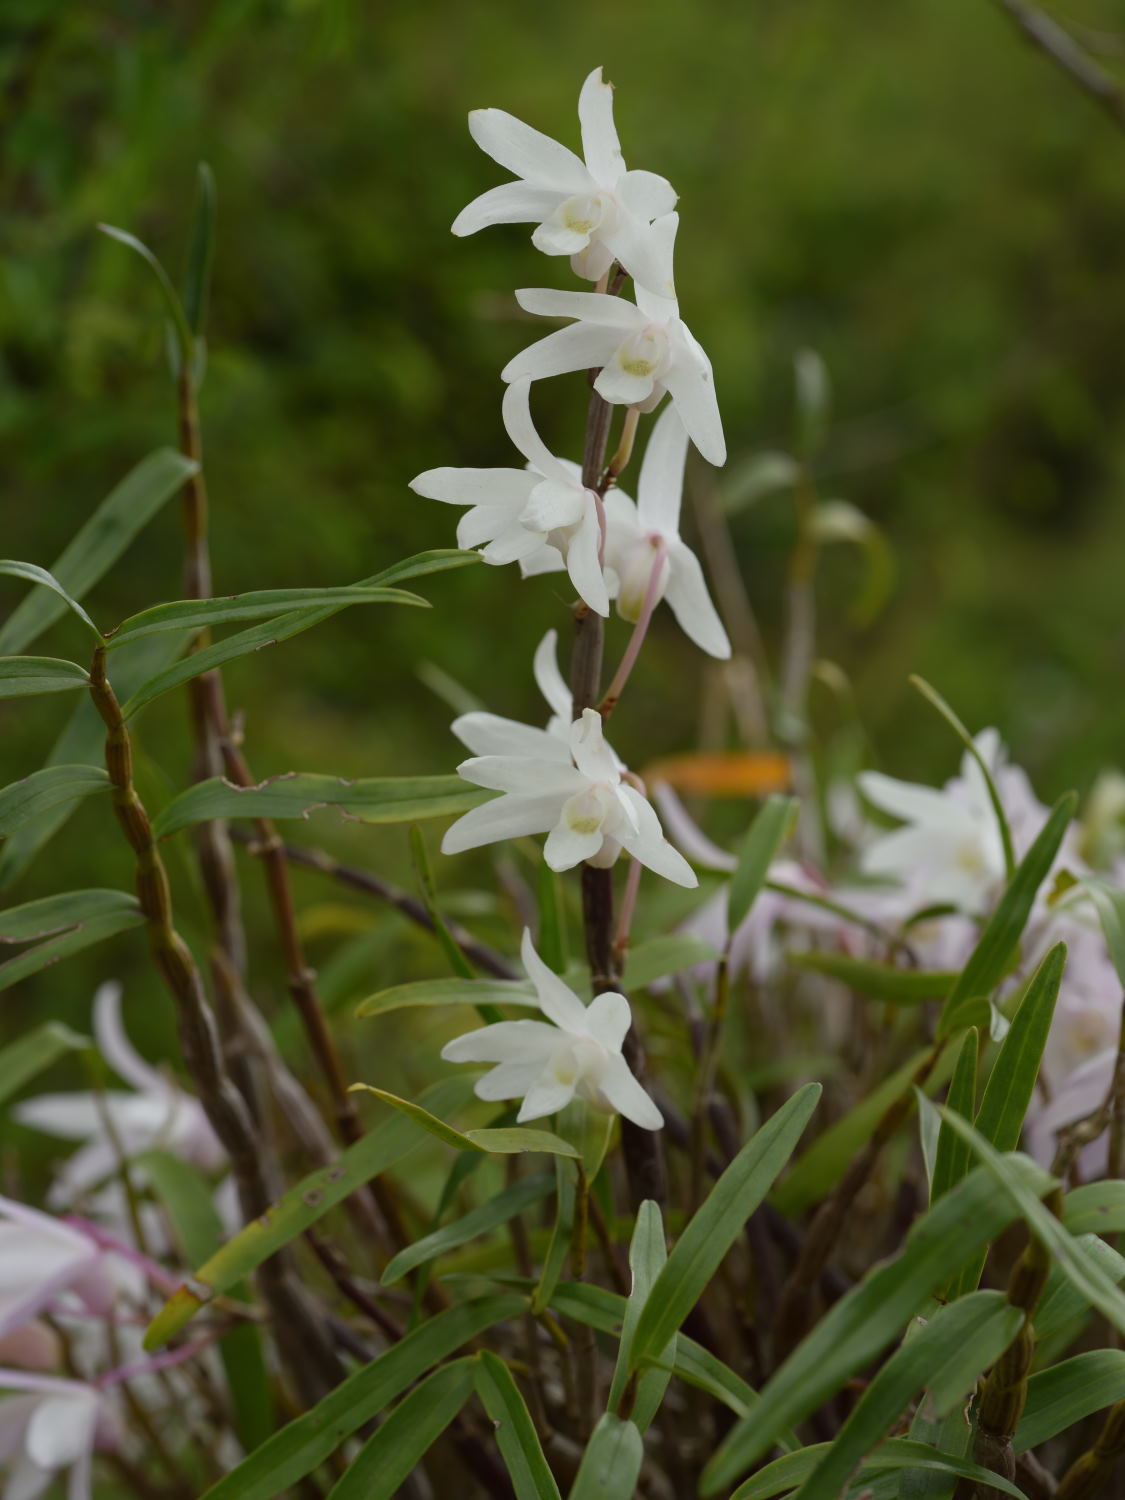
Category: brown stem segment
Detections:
[
  {"x1": 88, "y1": 646, "x2": 342, "y2": 1406},
  {"x1": 1055, "y1": 1400, "x2": 1125, "y2": 1499}
]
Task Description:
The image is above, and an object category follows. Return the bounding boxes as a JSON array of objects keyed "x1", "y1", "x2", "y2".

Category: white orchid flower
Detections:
[
  {"x1": 502, "y1": 220, "x2": 726, "y2": 468},
  {"x1": 442, "y1": 706, "x2": 697, "y2": 886},
  {"x1": 13, "y1": 983, "x2": 224, "y2": 1208},
  {"x1": 409, "y1": 379, "x2": 609, "y2": 615},
  {"x1": 441, "y1": 930, "x2": 662, "y2": 1129},
  {"x1": 0, "y1": 1198, "x2": 130, "y2": 1341},
  {"x1": 452, "y1": 67, "x2": 677, "y2": 296},
  {"x1": 0, "y1": 1373, "x2": 112, "y2": 1500},
  {"x1": 452, "y1": 630, "x2": 573, "y2": 760},
  {"x1": 603, "y1": 405, "x2": 730, "y2": 658}
]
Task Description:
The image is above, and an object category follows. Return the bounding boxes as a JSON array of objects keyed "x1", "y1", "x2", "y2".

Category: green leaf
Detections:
[
  {"x1": 183, "y1": 162, "x2": 216, "y2": 337},
  {"x1": 732, "y1": 1440, "x2": 1027, "y2": 1500},
  {"x1": 909, "y1": 676, "x2": 1016, "y2": 879},
  {"x1": 145, "y1": 1076, "x2": 473, "y2": 1348},
  {"x1": 621, "y1": 933, "x2": 721, "y2": 988},
  {"x1": 787, "y1": 1294, "x2": 1024, "y2": 1500},
  {"x1": 1078, "y1": 877, "x2": 1125, "y2": 988},
  {"x1": 931, "y1": 1028, "x2": 978, "y2": 1206},
  {"x1": 568, "y1": 1414, "x2": 644, "y2": 1500},
  {"x1": 0, "y1": 451, "x2": 196, "y2": 656},
  {"x1": 973, "y1": 943, "x2": 1065, "y2": 1152},
  {"x1": 0, "y1": 1022, "x2": 90, "y2": 1107},
  {"x1": 381, "y1": 1171, "x2": 553, "y2": 1285},
  {"x1": 475, "y1": 1351, "x2": 562, "y2": 1500},
  {"x1": 794, "y1": 348, "x2": 831, "y2": 458},
  {"x1": 98, "y1": 222, "x2": 193, "y2": 366},
  {"x1": 0, "y1": 657, "x2": 89, "y2": 698},
  {"x1": 365, "y1": 548, "x2": 483, "y2": 588},
  {"x1": 700, "y1": 1154, "x2": 1055, "y2": 1493},
  {"x1": 0, "y1": 765, "x2": 110, "y2": 839},
  {"x1": 0, "y1": 561, "x2": 101, "y2": 641},
  {"x1": 135, "y1": 1149, "x2": 225, "y2": 1266},
  {"x1": 1032, "y1": 1234, "x2": 1125, "y2": 1346},
  {"x1": 936, "y1": 794, "x2": 1076, "y2": 1037},
  {"x1": 106, "y1": 585, "x2": 425, "y2": 650},
  {"x1": 326, "y1": 1358, "x2": 477, "y2": 1499},
  {"x1": 121, "y1": 586, "x2": 429, "y2": 717},
  {"x1": 532, "y1": 1158, "x2": 577, "y2": 1315},
  {"x1": 1016, "y1": 1349, "x2": 1125, "y2": 1452},
  {"x1": 0, "y1": 891, "x2": 144, "y2": 992},
  {"x1": 630, "y1": 1084, "x2": 821, "y2": 1373},
  {"x1": 1063, "y1": 1180, "x2": 1125, "y2": 1237},
  {"x1": 727, "y1": 796, "x2": 798, "y2": 934},
  {"x1": 356, "y1": 976, "x2": 538, "y2": 1018},
  {"x1": 348, "y1": 1085, "x2": 578, "y2": 1159},
  {"x1": 607, "y1": 1200, "x2": 674, "y2": 1431},
  {"x1": 0, "y1": 910, "x2": 145, "y2": 991},
  {"x1": 200, "y1": 1296, "x2": 524, "y2": 1500},
  {"x1": 939, "y1": 1110, "x2": 1125, "y2": 1338},
  {"x1": 153, "y1": 772, "x2": 488, "y2": 839},
  {"x1": 793, "y1": 952, "x2": 956, "y2": 1004}
]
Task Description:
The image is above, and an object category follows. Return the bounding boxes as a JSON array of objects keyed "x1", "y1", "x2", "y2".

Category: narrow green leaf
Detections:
[
  {"x1": 356, "y1": 976, "x2": 537, "y2": 1018},
  {"x1": 0, "y1": 765, "x2": 110, "y2": 839},
  {"x1": 98, "y1": 222, "x2": 193, "y2": 364},
  {"x1": 793, "y1": 952, "x2": 956, "y2": 1004},
  {"x1": 145, "y1": 1076, "x2": 473, "y2": 1348},
  {"x1": 1015, "y1": 1349, "x2": 1125, "y2": 1452},
  {"x1": 732, "y1": 1440, "x2": 1027, "y2": 1500},
  {"x1": 135, "y1": 1149, "x2": 225, "y2": 1266},
  {"x1": 348, "y1": 1085, "x2": 578, "y2": 1159},
  {"x1": 728, "y1": 796, "x2": 798, "y2": 933},
  {"x1": 700, "y1": 1155, "x2": 1055, "y2": 1493},
  {"x1": 0, "y1": 451, "x2": 196, "y2": 656},
  {"x1": 475, "y1": 1351, "x2": 562, "y2": 1500},
  {"x1": 183, "y1": 162, "x2": 216, "y2": 336},
  {"x1": 0, "y1": 562, "x2": 101, "y2": 640},
  {"x1": 630, "y1": 1084, "x2": 821, "y2": 1372},
  {"x1": 939, "y1": 1109, "x2": 1125, "y2": 1338},
  {"x1": 936, "y1": 794, "x2": 1076, "y2": 1036},
  {"x1": 608, "y1": 1200, "x2": 674, "y2": 1431},
  {"x1": 153, "y1": 772, "x2": 488, "y2": 839},
  {"x1": 106, "y1": 586, "x2": 424, "y2": 650},
  {"x1": 1063, "y1": 1180, "x2": 1125, "y2": 1237},
  {"x1": 975, "y1": 943, "x2": 1065, "y2": 1152},
  {"x1": 0, "y1": 888, "x2": 140, "y2": 942},
  {"x1": 382, "y1": 1172, "x2": 553, "y2": 1285},
  {"x1": 788, "y1": 1294, "x2": 1024, "y2": 1500},
  {"x1": 931, "y1": 1028, "x2": 978, "y2": 1206},
  {"x1": 0, "y1": 1022, "x2": 90, "y2": 1107},
  {"x1": 532, "y1": 1158, "x2": 577, "y2": 1314},
  {"x1": 568, "y1": 1414, "x2": 644, "y2": 1500},
  {"x1": 909, "y1": 676, "x2": 1016, "y2": 879},
  {"x1": 200, "y1": 1296, "x2": 524, "y2": 1500},
  {"x1": 1032, "y1": 1234, "x2": 1125, "y2": 1345},
  {"x1": 326, "y1": 1358, "x2": 476, "y2": 1499},
  {"x1": 0, "y1": 657, "x2": 89, "y2": 697},
  {"x1": 621, "y1": 935, "x2": 722, "y2": 990}
]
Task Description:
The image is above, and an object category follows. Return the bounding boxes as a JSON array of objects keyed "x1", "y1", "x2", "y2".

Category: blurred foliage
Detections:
[{"x1": 3, "y1": 0, "x2": 1125, "y2": 1077}]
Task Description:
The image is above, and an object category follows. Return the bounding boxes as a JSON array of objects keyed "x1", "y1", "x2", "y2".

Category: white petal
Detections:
[
  {"x1": 503, "y1": 324, "x2": 625, "y2": 386},
  {"x1": 617, "y1": 785, "x2": 698, "y2": 887},
  {"x1": 521, "y1": 929, "x2": 590, "y2": 1033},
  {"x1": 544, "y1": 819, "x2": 605, "y2": 871},
  {"x1": 521, "y1": 479, "x2": 586, "y2": 533},
  {"x1": 67, "y1": 1443, "x2": 93, "y2": 1500},
  {"x1": 651, "y1": 783, "x2": 736, "y2": 872},
  {"x1": 532, "y1": 218, "x2": 595, "y2": 256},
  {"x1": 617, "y1": 169, "x2": 678, "y2": 223},
  {"x1": 518, "y1": 1075, "x2": 578, "y2": 1122},
  {"x1": 45, "y1": 1141, "x2": 121, "y2": 1209},
  {"x1": 662, "y1": 340, "x2": 726, "y2": 467},
  {"x1": 3, "y1": 1447, "x2": 51, "y2": 1500},
  {"x1": 577, "y1": 67, "x2": 625, "y2": 184},
  {"x1": 569, "y1": 709, "x2": 618, "y2": 784},
  {"x1": 441, "y1": 793, "x2": 562, "y2": 855},
  {"x1": 603, "y1": 214, "x2": 677, "y2": 300},
  {"x1": 533, "y1": 630, "x2": 572, "y2": 727},
  {"x1": 596, "y1": 1054, "x2": 663, "y2": 1130},
  {"x1": 455, "y1": 504, "x2": 520, "y2": 551},
  {"x1": 456, "y1": 754, "x2": 583, "y2": 796},
  {"x1": 409, "y1": 467, "x2": 534, "y2": 507},
  {"x1": 585, "y1": 991, "x2": 631, "y2": 1051},
  {"x1": 94, "y1": 982, "x2": 163, "y2": 1094},
  {"x1": 467, "y1": 108, "x2": 589, "y2": 194},
  {"x1": 519, "y1": 544, "x2": 567, "y2": 579},
  {"x1": 564, "y1": 504, "x2": 610, "y2": 617},
  {"x1": 0, "y1": 1395, "x2": 38, "y2": 1463},
  {"x1": 452, "y1": 712, "x2": 571, "y2": 761},
  {"x1": 632, "y1": 213, "x2": 680, "y2": 315},
  {"x1": 25, "y1": 1391, "x2": 98, "y2": 1469},
  {"x1": 500, "y1": 379, "x2": 570, "y2": 482},
  {"x1": 594, "y1": 363, "x2": 656, "y2": 407},
  {"x1": 451, "y1": 182, "x2": 566, "y2": 236},
  {"x1": 663, "y1": 543, "x2": 731, "y2": 659},
  {"x1": 480, "y1": 526, "x2": 550, "y2": 566},
  {"x1": 474, "y1": 1061, "x2": 551, "y2": 1101},
  {"x1": 514, "y1": 288, "x2": 641, "y2": 329},
  {"x1": 12, "y1": 1095, "x2": 106, "y2": 1141},
  {"x1": 636, "y1": 403, "x2": 689, "y2": 536},
  {"x1": 442, "y1": 1019, "x2": 562, "y2": 1065},
  {"x1": 856, "y1": 772, "x2": 956, "y2": 827},
  {"x1": 570, "y1": 240, "x2": 616, "y2": 283}
]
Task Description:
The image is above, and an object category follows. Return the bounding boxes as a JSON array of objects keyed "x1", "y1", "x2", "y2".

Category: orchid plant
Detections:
[{"x1": 3, "y1": 61, "x2": 1125, "y2": 1500}]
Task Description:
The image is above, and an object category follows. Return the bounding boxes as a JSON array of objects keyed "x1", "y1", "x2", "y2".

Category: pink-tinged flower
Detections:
[
  {"x1": 442, "y1": 929, "x2": 662, "y2": 1128},
  {"x1": 603, "y1": 405, "x2": 730, "y2": 658},
  {"x1": 442, "y1": 707, "x2": 696, "y2": 887},
  {"x1": 0, "y1": 1373, "x2": 114, "y2": 1500},
  {"x1": 12, "y1": 983, "x2": 224, "y2": 1207},
  {"x1": 0, "y1": 1199, "x2": 128, "y2": 1341},
  {"x1": 452, "y1": 67, "x2": 678, "y2": 296},
  {"x1": 1025, "y1": 1047, "x2": 1114, "y2": 1178},
  {"x1": 503, "y1": 236, "x2": 726, "y2": 468},
  {"x1": 409, "y1": 379, "x2": 609, "y2": 615}
]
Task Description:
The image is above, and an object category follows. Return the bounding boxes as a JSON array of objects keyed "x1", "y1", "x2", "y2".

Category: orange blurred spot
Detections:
[{"x1": 643, "y1": 751, "x2": 792, "y2": 797}]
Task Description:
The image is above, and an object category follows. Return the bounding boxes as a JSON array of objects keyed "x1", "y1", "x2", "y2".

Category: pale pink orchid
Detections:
[
  {"x1": 442, "y1": 929, "x2": 662, "y2": 1129},
  {"x1": 0, "y1": 1198, "x2": 137, "y2": 1342},
  {"x1": 443, "y1": 707, "x2": 696, "y2": 886},
  {"x1": 13, "y1": 984, "x2": 224, "y2": 1208},
  {"x1": 452, "y1": 67, "x2": 678, "y2": 296},
  {"x1": 0, "y1": 1373, "x2": 114, "y2": 1500}
]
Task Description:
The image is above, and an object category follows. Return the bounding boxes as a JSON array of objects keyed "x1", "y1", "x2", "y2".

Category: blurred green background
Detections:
[{"x1": 3, "y1": 0, "x2": 1124, "y2": 1077}]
